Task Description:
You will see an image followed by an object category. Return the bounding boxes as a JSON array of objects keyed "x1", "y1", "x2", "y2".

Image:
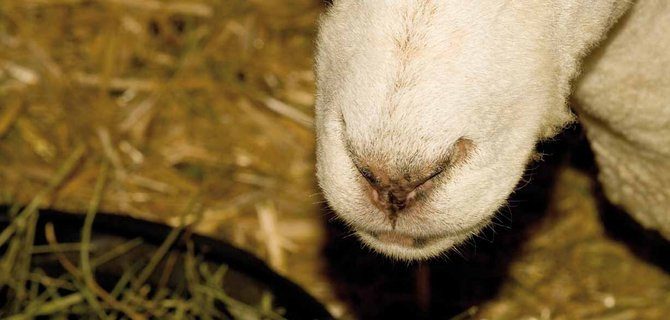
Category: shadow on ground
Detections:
[{"x1": 597, "y1": 200, "x2": 670, "y2": 274}]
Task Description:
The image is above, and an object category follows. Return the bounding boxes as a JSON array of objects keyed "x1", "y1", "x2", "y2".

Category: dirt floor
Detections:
[{"x1": 1, "y1": 1, "x2": 668, "y2": 319}]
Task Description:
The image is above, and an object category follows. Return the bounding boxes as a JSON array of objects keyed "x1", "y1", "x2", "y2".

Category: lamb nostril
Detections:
[{"x1": 357, "y1": 167, "x2": 378, "y2": 186}]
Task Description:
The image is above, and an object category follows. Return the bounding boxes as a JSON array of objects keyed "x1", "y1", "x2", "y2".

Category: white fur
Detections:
[
  {"x1": 574, "y1": 1, "x2": 670, "y2": 239},
  {"x1": 314, "y1": 0, "x2": 669, "y2": 260}
]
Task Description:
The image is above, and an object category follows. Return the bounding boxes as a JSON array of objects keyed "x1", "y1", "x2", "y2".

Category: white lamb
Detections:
[{"x1": 314, "y1": 0, "x2": 670, "y2": 260}]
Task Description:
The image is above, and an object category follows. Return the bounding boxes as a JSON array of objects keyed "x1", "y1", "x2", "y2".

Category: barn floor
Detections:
[{"x1": 0, "y1": 1, "x2": 668, "y2": 319}]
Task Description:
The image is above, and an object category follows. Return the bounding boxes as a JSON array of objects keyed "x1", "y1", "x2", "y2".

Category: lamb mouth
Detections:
[
  {"x1": 359, "y1": 222, "x2": 483, "y2": 249},
  {"x1": 363, "y1": 230, "x2": 441, "y2": 248},
  {"x1": 355, "y1": 220, "x2": 489, "y2": 259}
]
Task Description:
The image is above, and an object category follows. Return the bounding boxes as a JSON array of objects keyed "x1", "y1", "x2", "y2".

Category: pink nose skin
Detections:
[
  {"x1": 359, "y1": 166, "x2": 439, "y2": 215},
  {"x1": 353, "y1": 138, "x2": 474, "y2": 217},
  {"x1": 370, "y1": 186, "x2": 417, "y2": 213}
]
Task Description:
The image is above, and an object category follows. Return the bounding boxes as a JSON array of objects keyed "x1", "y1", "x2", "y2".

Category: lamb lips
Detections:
[{"x1": 375, "y1": 231, "x2": 417, "y2": 247}]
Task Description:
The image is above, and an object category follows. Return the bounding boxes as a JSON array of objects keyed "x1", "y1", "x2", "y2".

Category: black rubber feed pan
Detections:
[{"x1": 0, "y1": 206, "x2": 332, "y2": 320}]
